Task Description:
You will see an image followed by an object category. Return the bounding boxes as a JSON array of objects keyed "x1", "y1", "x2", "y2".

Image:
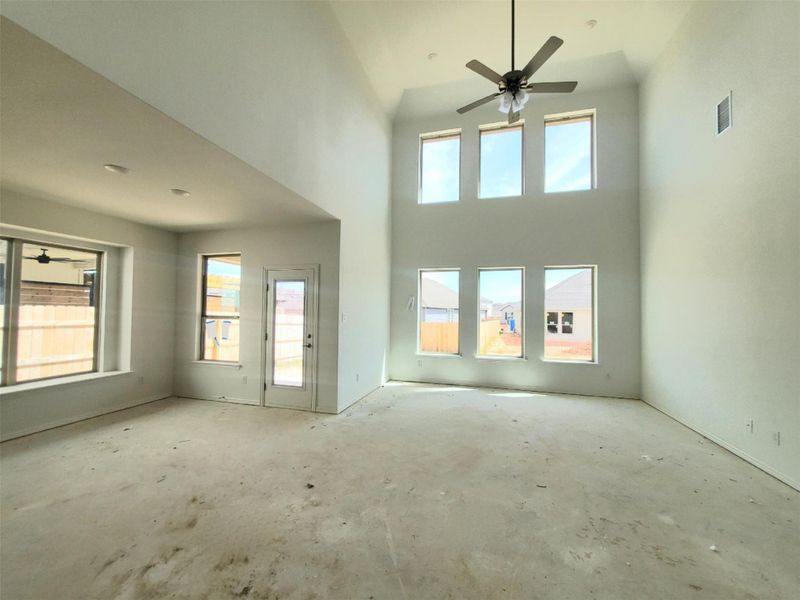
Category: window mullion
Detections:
[{"x1": 4, "y1": 239, "x2": 24, "y2": 386}]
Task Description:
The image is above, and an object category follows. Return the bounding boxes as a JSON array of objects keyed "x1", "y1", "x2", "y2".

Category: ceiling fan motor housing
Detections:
[{"x1": 500, "y1": 71, "x2": 527, "y2": 94}]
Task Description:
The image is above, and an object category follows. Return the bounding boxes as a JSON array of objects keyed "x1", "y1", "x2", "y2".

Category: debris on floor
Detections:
[{"x1": 306, "y1": 483, "x2": 315, "y2": 489}]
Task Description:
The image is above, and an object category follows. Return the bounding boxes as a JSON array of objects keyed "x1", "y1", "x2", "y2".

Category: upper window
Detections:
[
  {"x1": 1, "y1": 238, "x2": 101, "y2": 385},
  {"x1": 544, "y1": 111, "x2": 595, "y2": 193},
  {"x1": 544, "y1": 266, "x2": 595, "y2": 362},
  {"x1": 479, "y1": 123, "x2": 523, "y2": 199},
  {"x1": 419, "y1": 130, "x2": 460, "y2": 204},
  {"x1": 477, "y1": 268, "x2": 524, "y2": 358},
  {"x1": 200, "y1": 254, "x2": 241, "y2": 362},
  {"x1": 418, "y1": 269, "x2": 460, "y2": 354}
]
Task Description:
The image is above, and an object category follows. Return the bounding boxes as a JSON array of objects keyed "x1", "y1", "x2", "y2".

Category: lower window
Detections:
[
  {"x1": 478, "y1": 268, "x2": 524, "y2": 358},
  {"x1": 1, "y1": 238, "x2": 101, "y2": 385},
  {"x1": 544, "y1": 266, "x2": 595, "y2": 361},
  {"x1": 418, "y1": 269, "x2": 459, "y2": 354}
]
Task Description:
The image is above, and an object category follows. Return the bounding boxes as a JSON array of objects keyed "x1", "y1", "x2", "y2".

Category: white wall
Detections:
[
  {"x1": 1, "y1": 1, "x2": 393, "y2": 412},
  {"x1": 391, "y1": 87, "x2": 641, "y2": 398},
  {"x1": 640, "y1": 1, "x2": 800, "y2": 489},
  {"x1": 0, "y1": 188, "x2": 177, "y2": 440},
  {"x1": 174, "y1": 221, "x2": 341, "y2": 413}
]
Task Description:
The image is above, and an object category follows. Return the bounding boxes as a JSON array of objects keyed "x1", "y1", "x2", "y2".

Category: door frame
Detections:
[{"x1": 260, "y1": 264, "x2": 320, "y2": 411}]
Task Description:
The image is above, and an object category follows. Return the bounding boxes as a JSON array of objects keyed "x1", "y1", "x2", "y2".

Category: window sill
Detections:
[
  {"x1": 474, "y1": 355, "x2": 527, "y2": 362},
  {"x1": 541, "y1": 359, "x2": 599, "y2": 365},
  {"x1": 416, "y1": 352, "x2": 462, "y2": 359},
  {"x1": 1, "y1": 370, "x2": 132, "y2": 395},
  {"x1": 192, "y1": 360, "x2": 243, "y2": 368}
]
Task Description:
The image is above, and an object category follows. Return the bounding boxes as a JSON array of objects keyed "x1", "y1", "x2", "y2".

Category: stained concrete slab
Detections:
[{"x1": 1, "y1": 382, "x2": 797, "y2": 599}]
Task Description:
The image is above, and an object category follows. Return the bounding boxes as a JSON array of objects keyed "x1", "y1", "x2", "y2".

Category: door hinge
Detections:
[
  {"x1": 264, "y1": 382, "x2": 267, "y2": 390},
  {"x1": 265, "y1": 332, "x2": 268, "y2": 341}
]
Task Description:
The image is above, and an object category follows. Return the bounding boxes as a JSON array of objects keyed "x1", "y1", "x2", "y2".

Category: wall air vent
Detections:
[{"x1": 717, "y1": 93, "x2": 732, "y2": 135}]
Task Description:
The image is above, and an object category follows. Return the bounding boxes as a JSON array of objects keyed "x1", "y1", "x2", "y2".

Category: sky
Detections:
[
  {"x1": 207, "y1": 257, "x2": 241, "y2": 278},
  {"x1": 420, "y1": 136, "x2": 459, "y2": 203},
  {"x1": 480, "y1": 269, "x2": 522, "y2": 304},
  {"x1": 422, "y1": 269, "x2": 459, "y2": 292},
  {"x1": 545, "y1": 119, "x2": 592, "y2": 193},
  {"x1": 480, "y1": 127, "x2": 522, "y2": 198}
]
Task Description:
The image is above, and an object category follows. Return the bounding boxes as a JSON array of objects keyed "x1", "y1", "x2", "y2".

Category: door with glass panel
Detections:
[{"x1": 264, "y1": 268, "x2": 317, "y2": 410}]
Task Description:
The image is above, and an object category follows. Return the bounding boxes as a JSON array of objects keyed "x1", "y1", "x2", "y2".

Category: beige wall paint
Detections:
[
  {"x1": 390, "y1": 87, "x2": 641, "y2": 397},
  {"x1": 174, "y1": 222, "x2": 341, "y2": 414},
  {"x1": 0, "y1": 188, "x2": 177, "y2": 440},
  {"x1": 1, "y1": 1, "x2": 392, "y2": 412},
  {"x1": 640, "y1": 1, "x2": 800, "y2": 489}
]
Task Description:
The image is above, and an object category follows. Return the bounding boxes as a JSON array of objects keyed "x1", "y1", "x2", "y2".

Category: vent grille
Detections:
[{"x1": 717, "y1": 93, "x2": 732, "y2": 135}]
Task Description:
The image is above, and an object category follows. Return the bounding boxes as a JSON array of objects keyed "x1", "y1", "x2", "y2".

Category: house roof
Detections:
[
  {"x1": 420, "y1": 278, "x2": 458, "y2": 310},
  {"x1": 545, "y1": 270, "x2": 593, "y2": 310}
]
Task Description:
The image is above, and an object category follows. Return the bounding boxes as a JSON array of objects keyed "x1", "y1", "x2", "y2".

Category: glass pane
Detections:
[
  {"x1": 202, "y1": 318, "x2": 240, "y2": 362},
  {"x1": 273, "y1": 280, "x2": 305, "y2": 387},
  {"x1": 419, "y1": 270, "x2": 459, "y2": 354},
  {"x1": 420, "y1": 134, "x2": 460, "y2": 204},
  {"x1": 545, "y1": 116, "x2": 593, "y2": 193},
  {"x1": 16, "y1": 243, "x2": 99, "y2": 382},
  {"x1": 204, "y1": 255, "x2": 241, "y2": 316},
  {"x1": 480, "y1": 126, "x2": 523, "y2": 198},
  {"x1": 478, "y1": 269, "x2": 523, "y2": 357},
  {"x1": 544, "y1": 268, "x2": 594, "y2": 361},
  {"x1": 0, "y1": 240, "x2": 7, "y2": 377}
]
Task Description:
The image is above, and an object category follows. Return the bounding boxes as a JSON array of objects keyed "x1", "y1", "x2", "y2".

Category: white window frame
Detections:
[
  {"x1": 543, "y1": 109, "x2": 597, "y2": 194},
  {"x1": 543, "y1": 265, "x2": 598, "y2": 364},
  {"x1": 418, "y1": 129, "x2": 461, "y2": 205},
  {"x1": 0, "y1": 236, "x2": 103, "y2": 386},
  {"x1": 478, "y1": 121, "x2": 525, "y2": 199},
  {"x1": 476, "y1": 266, "x2": 525, "y2": 360},
  {"x1": 199, "y1": 253, "x2": 241, "y2": 363},
  {"x1": 417, "y1": 268, "x2": 461, "y2": 356}
]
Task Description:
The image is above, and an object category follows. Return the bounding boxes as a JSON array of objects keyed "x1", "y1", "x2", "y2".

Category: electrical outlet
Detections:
[
  {"x1": 417, "y1": 359, "x2": 423, "y2": 367},
  {"x1": 746, "y1": 419, "x2": 754, "y2": 434},
  {"x1": 242, "y1": 375, "x2": 248, "y2": 384},
  {"x1": 773, "y1": 431, "x2": 781, "y2": 446},
  {"x1": 356, "y1": 373, "x2": 359, "y2": 382},
  {"x1": 137, "y1": 375, "x2": 144, "y2": 385}
]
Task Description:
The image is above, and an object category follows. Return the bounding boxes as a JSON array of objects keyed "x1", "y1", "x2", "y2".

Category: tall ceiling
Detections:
[
  {"x1": 330, "y1": 0, "x2": 694, "y2": 119},
  {"x1": 0, "y1": 17, "x2": 333, "y2": 232}
]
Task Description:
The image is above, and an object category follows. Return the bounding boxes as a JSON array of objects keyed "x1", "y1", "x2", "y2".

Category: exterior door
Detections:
[{"x1": 263, "y1": 268, "x2": 317, "y2": 410}]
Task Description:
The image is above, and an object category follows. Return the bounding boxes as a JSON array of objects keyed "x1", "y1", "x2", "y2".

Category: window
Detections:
[
  {"x1": 418, "y1": 269, "x2": 459, "y2": 354},
  {"x1": 479, "y1": 123, "x2": 523, "y2": 198},
  {"x1": 200, "y1": 254, "x2": 241, "y2": 362},
  {"x1": 544, "y1": 111, "x2": 594, "y2": 193},
  {"x1": 544, "y1": 266, "x2": 595, "y2": 362},
  {"x1": 419, "y1": 130, "x2": 460, "y2": 204},
  {"x1": 0, "y1": 238, "x2": 102, "y2": 385},
  {"x1": 478, "y1": 268, "x2": 523, "y2": 358}
]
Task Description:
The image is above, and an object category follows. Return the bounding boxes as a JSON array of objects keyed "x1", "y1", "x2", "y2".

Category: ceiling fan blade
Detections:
[
  {"x1": 465, "y1": 60, "x2": 505, "y2": 85},
  {"x1": 526, "y1": 81, "x2": 578, "y2": 94},
  {"x1": 508, "y1": 110, "x2": 521, "y2": 125},
  {"x1": 521, "y1": 36, "x2": 564, "y2": 79},
  {"x1": 457, "y1": 93, "x2": 501, "y2": 114},
  {"x1": 49, "y1": 258, "x2": 77, "y2": 262}
]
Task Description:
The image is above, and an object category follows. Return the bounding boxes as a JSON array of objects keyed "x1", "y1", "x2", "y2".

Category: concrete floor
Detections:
[{"x1": 1, "y1": 383, "x2": 797, "y2": 600}]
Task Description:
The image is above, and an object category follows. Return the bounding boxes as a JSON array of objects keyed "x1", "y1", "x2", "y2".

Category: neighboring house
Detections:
[
  {"x1": 420, "y1": 278, "x2": 459, "y2": 323},
  {"x1": 493, "y1": 302, "x2": 522, "y2": 331},
  {"x1": 545, "y1": 270, "x2": 593, "y2": 342},
  {"x1": 479, "y1": 296, "x2": 494, "y2": 320}
]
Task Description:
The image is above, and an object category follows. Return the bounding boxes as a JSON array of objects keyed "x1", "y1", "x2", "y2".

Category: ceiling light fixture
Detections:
[
  {"x1": 103, "y1": 164, "x2": 129, "y2": 174},
  {"x1": 170, "y1": 188, "x2": 191, "y2": 197}
]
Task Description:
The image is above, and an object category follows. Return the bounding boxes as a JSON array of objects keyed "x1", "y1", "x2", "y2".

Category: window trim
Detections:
[
  {"x1": 542, "y1": 264, "x2": 598, "y2": 364},
  {"x1": 476, "y1": 266, "x2": 525, "y2": 359},
  {"x1": 417, "y1": 267, "x2": 461, "y2": 356},
  {"x1": 543, "y1": 109, "x2": 597, "y2": 194},
  {"x1": 418, "y1": 129, "x2": 461, "y2": 205},
  {"x1": 199, "y1": 253, "x2": 242, "y2": 363},
  {"x1": 0, "y1": 236, "x2": 103, "y2": 386},
  {"x1": 478, "y1": 121, "x2": 525, "y2": 200}
]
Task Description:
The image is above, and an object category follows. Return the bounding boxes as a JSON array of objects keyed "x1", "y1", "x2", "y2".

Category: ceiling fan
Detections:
[
  {"x1": 457, "y1": 0, "x2": 578, "y2": 124},
  {"x1": 24, "y1": 248, "x2": 84, "y2": 265}
]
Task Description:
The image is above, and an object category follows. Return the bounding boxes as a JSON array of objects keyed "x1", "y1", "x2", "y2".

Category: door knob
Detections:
[{"x1": 304, "y1": 343, "x2": 313, "y2": 348}]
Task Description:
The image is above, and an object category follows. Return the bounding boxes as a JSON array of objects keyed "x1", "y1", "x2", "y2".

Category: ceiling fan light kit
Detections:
[{"x1": 457, "y1": 0, "x2": 578, "y2": 124}]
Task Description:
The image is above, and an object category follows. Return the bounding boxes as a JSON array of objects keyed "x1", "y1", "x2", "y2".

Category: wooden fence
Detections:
[
  {"x1": 16, "y1": 304, "x2": 95, "y2": 381},
  {"x1": 419, "y1": 322, "x2": 459, "y2": 353}
]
